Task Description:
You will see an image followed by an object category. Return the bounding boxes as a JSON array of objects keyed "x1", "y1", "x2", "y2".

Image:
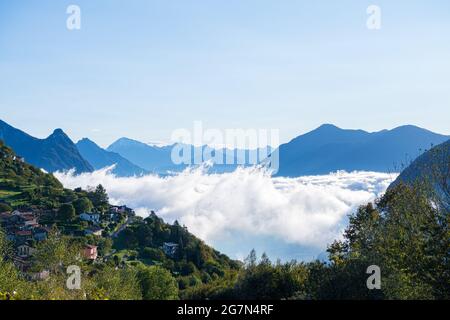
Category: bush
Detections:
[
  {"x1": 179, "y1": 261, "x2": 197, "y2": 276},
  {"x1": 73, "y1": 197, "x2": 94, "y2": 215},
  {"x1": 141, "y1": 247, "x2": 165, "y2": 262},
  {"x1": 0, "y1": 203, "x2": 12, "y2": 213},
  {"x1": 58, "y1": 204, "x2": 76, "y2": 222},
  {"x1": 137, "y1": 266, "x2": 179, "y2": 300}
]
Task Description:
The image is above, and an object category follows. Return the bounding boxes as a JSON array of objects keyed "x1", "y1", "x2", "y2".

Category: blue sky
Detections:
[{"x1": 1, "y1": 0, "x2": 449, "y2": 147}]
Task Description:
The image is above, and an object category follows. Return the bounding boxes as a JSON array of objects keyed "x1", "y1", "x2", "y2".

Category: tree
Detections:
[
  {"x1": 89, "y1": 185, "x2": 109, "y2": 212},
  {"x1": 137, "y1": 266, "x2": 179, "y2": 300},
  {"x1": 234, "y1": 252, "x2": 308, "y2": 300},
  {"x1": 97, "y1": 237, "x2": 113, "y2": 256},
  {"x1": 73, "y1": 197, "x2": 93, "y2": 215},
  {"x1": 141, "y1": 247, "x2": 165, "y2": 262},
  {"x1": 0, "y1": 227, "x2": 25, "y2": 298},
  {"x1": 58, "y1": 204, "x2": 75, "y2": 222},
  {"x1": 179, "y1": 261, "x2": 197, "y2": 276},
  {"x1": 90, "y1": 266, "x2": 142, "y2": 300},
  {"x1": 33, "y1": 228, "x2": 80, "y2": 274},
  {"x1": 0, "y1": 203, "x2": 12, "y2": 213},
  {"x1": 0, "y1": 261, "x2": 26, "y2": 299},
  {"x1": 322, "y1": 182, "x2": 449, "y2": 300}
]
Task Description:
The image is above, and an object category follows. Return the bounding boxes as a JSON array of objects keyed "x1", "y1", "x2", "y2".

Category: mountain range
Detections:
[
  {"x1": 107, "y1": 138, "x2": 179, "y2": 174},
  {"x1": 107, "y1": 137, "x2": 272, "y2": 174},
  {"x1": 76, "y1": 138, "x2": 148, "y2": 177},
  {"x1": 0, "y1": 119, "x2": 448, "y2": 177},
  {"x1": 272, "y1": 124, "x2": 449, "y2": 177},
  {"x1": 0, "y1": 119, "x2": 93, "y2": 173}
]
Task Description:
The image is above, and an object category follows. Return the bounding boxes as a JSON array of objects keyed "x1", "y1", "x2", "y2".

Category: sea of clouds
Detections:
[{"x1": 55, "y1": 166, "x2": 396, "y2": 261}]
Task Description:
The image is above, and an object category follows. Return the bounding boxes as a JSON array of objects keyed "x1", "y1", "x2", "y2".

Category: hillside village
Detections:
[
  {"x1": 0, "y1": 139, "x2": 241, "y2": 299},
  {"x1": 0, "y1": 200, "x2": 190, "y2": 282},
  {"x1": 1, "y1": 136, "x2": 449, "y2": 300},
  {"x1": 0, "y1": 204, "x2": 138, "y2": 279}
]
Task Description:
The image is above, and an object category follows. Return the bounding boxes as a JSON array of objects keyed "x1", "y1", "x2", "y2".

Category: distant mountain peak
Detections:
[
  {"x1": 78, "y1": 137, "x2": 97, "y2": 145},
  {"x1": 52, "y1": 128, "x2": 65, "y2": 135},
  {"x1": 76, "y1": 137, "x2": 147, "y2": 177},
  {"x1": 0, "y1": 119, "x2": 93, "y2": 173},
  {"x1": 113, "y1": 137, "x2": 142, "y2": 145},
  {"x1": 316, "y1": 123, "x2": 340, "y2": 130},
  {"x1": 47, "y1": 128, "x2": 72, "y2": 143},
  {"x1": 108, "y1": 137, "x2": 160, "y2": 151},
  {"x1": 312, "y1": 124, "x2": 370, "y2": 135},
  {"x1": 389, "y1": 124, "x2": 430, "y2": 133}
]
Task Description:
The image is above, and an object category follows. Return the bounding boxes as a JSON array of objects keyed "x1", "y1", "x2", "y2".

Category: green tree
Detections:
[
  {"x1": 98, "y1": 237, "x2": 113, "y2": 256},
  {"x1": 58, "y1": 204, "x2": 76, "y2": 222},
  {"x1": 0, "y1": 203, "x2": 12, "y2": 213},
  {"x1": 90, "y1": 266, "x2": 142, "y2": 300},
  {"x1": 234, "y1": 251, "x2": 308, "y2": 300},
  {"x1": 323, "y1": 182, "x2": 449, "y2": 300},
  {"x1": 141, "y1": 247, "x2": 165, "y2": 261},
  {"x1": 89, "y1": 184, "x2": 109, "y2": 212},
  {"x1": 179, "y1": 261, "x2": 198, "y2": 276},
  {"x1": 137, "y1": 266, "x2": 179, "y2": 300},
  {"x1": 73, "y1": 197, "x2": 94, "y2": 215},
  {"x1": 0, "y1": 227, "x2": 27, "y2": 298},
  {"x1": 33, "y1": 228, "x2": 80, "y2": 274}
]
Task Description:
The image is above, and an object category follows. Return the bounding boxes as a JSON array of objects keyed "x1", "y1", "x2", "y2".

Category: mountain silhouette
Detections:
[
  {"x1": 0, "y1": 119, "x2": 93, "y2": 173},
  {"x1": 107, "y1": 138, "x2": 273, "y2": 174},
  {"x1": 76, "y1": 138, "x2": 148, "y2": 177},
  {"x1": 390, "y1": 139, "x2": 449, "y2": 207},
  {"x1": 272, "y1": 124, "x2": 449, "y2": 177},
  {"x1": 107, "y1": 138, "x2": 179, "y2": 173}
]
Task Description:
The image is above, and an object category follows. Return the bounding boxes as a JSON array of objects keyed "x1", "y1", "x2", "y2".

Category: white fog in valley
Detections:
[{"x1": 55, "y1": 167, "x2": 397, "y2": 262}]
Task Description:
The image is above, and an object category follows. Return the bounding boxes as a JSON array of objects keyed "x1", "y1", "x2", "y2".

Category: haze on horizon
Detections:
[{"x1": 1, "y1": 0, "x2": 450, "y2": 148}]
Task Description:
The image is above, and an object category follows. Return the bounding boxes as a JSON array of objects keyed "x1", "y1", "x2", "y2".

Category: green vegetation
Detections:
[
  {"x1": 0, "y1": 226, "x2": 143, "y2": 300},
  {"x1": 0, "y1": 140, "x2": 239, "y2": 300},
  {"x1": 58, "y1": 204, "x2": 76, "y2": 222},
  {"x1": 137, "y1": 265, "x2": 179, "y2": 300},
  {"x1": 183, "y1": 182, "x2": 449, "y2": 300},
  {"x1": 1, "y1": 138, "x2": 448, "y2": 300},
  {"x1": 111, "y1": 213, "x2": 241, "y2": 296},
  {"x1": 73, "y1": 197, "x2": 94, "y2": 214},
  {"x1": 0, "y1": 202, "x2": 12, "y2": 212},
  {"x1": 0, "y1": 140, "x2": 70, "y2": 209}
]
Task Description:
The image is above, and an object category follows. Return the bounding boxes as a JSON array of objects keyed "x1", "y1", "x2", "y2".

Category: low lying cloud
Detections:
[{"x1": 55, "y1": 167, "x2": 396, "y2": 260}]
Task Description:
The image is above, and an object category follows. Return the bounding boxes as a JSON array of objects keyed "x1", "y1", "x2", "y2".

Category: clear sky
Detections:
[{"x1": 1, "y1": 0, "x2": 449, "y2": 148}]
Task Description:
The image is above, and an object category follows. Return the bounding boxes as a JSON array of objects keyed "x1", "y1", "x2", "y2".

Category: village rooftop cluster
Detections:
[{"x1": 0, "y1": 203, "x2": 136, "y2": 280}]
